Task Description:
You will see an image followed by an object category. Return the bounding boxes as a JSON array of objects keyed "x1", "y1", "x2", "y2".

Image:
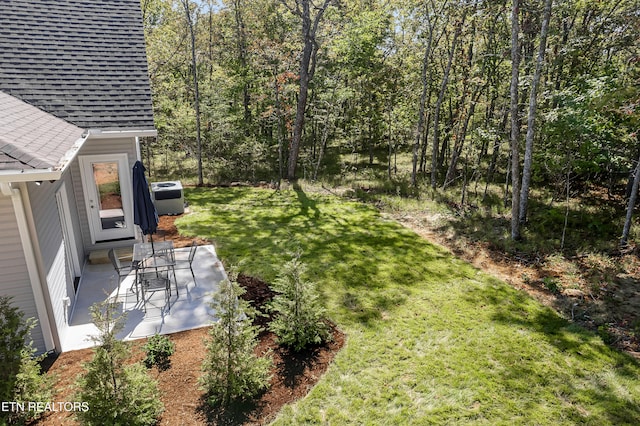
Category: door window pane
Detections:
[{"x1": 92, "y1": 162, "x2": 127, "y2": 230}]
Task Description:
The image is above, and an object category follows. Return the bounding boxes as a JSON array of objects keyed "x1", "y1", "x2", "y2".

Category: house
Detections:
[{"x1": 0, "y1": 0, "x2": 156, "y2": 354}]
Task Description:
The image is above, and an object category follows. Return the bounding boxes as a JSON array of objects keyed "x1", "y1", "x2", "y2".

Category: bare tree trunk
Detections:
[
  {"x1": 519, "y1": 0, "x2": 553, "y2": 223},
  {"x1": 431, "y1": 15, "x2": 465, "y2": 189},
  {"x1": 488, "y1": 106, "x2": 509, "y2": 178},
  {"x1": 461, "y1": 161, "x2": 469, "y2": 206},
  {"x1": 443, "y1": 87, "x2": 482, "y2": 189},
  {"x1": 504, "y1": 150, "x2": 511, "y2": 208},
  {"x1": 442, "y1": 9, "x2": 478, "y2": 190},
  {"x1": 412, "y1": 1, "x2": 441, "y2": 186},
  {"x1": 412, "y1": 0, "x2": 450, "y2": 185},
  {"x1": 288, "y1": 10, "x2": 311, "y2": 181},
  {"x1": 232, "y1": 0, "x2": 251, "y2": 127},
  {"x1": 552, "y1": 11, "x2": 573, "y2": 98},
  {"x1": 412, "y1": 38, "x2": 433, "y2": 186},
  {"x1": 207, "y1": 0, "x2": 215, "y2": 78},
  {"x1": 182, "y1": 0, "x2": 203, "y2": 186},
  {"x1": 419, "y1": 104, "x2": 432, "y2": 174},
  {"x1": 561, "y1": 168, "x2": 571, "y2": 250},
  {"x1": 621, "y1": 148, "x2": 640, "y2": 245},
  {"x1": 388, "y1": 104, "x2": 393, "y2": 179},
  {"x1": 313, "y1": 87, "x2": 336, "y2": 181},
  {"x1": 368, "y1": 118, "x2": 374, "y2": 165},
  {"x1": 284, "y1": 0, "x2": 333, "y2": 181},
  {"x1": 510, "y1": 0, "x2": 521, "y2": 240},
  {"x1": 273, "y1": 66, "x2": 286, "y2": 187},
  {"x1": 313, "y1": 122, "x2": 329, "y2": 181}
]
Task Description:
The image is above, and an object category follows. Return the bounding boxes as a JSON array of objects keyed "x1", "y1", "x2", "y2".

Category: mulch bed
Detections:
[
  {"x1": 32, "y1": 215, "x2": 345, "y2": 425},
  {"x1": 156, "y1": 214, "x2": 210, "y2": 248}
]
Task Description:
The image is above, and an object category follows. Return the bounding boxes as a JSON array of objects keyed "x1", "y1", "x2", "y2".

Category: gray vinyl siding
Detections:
[
  {"x1": 61, "y1": 172, "x2": 85, "y2": 269},
  {"x1": 70, "y1": 136, "x2": 138, "y2": 251},
  {"x1": 29, "y1": 172, "x2": 84, "y2": 270},
  {"x1": 27, "y1": 177, "x2": 75, "y2": 349},
  {"x1": 0, "y1": 196, "x2": 46, "y2": 351}
]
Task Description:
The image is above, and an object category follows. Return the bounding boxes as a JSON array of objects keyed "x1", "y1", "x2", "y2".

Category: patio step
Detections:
[{"x1": 88, "y1": 248, "x2": 133, "y2": 265}]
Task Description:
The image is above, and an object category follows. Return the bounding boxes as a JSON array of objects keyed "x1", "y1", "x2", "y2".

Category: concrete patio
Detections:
[{"x1": 62, "y1": 244, "x2": 226, "y2": 351}]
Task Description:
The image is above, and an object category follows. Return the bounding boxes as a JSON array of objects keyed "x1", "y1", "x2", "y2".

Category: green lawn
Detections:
[{"x1": 177, "y1": 186, "x2": 640, "y2": 425}]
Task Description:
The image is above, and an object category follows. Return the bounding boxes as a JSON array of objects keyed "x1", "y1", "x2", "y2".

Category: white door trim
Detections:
[
  {"x1": 78, "y1": 154, "x2": 134, "y2": 243},
  {"x1": 55, "y1": 183, "x2": 81, "y2": 278}
]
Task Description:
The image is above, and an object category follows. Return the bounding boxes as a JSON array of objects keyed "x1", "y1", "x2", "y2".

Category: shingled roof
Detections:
[
  {"x1": 0, "y1": 92, "x2": 84, "y2": 172},
  {"x1": 0, "y1": 0, "x2": 155, "y2": 130}
]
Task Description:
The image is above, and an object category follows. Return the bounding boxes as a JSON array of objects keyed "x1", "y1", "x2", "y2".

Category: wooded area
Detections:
[{"x1": 141, "y1": 0, "x2": 639, "y2": 243}]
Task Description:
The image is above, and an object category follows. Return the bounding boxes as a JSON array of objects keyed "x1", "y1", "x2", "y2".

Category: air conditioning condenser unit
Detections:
[{"x1": 151, "y1": 181, "x2": 184, "y2": 215}]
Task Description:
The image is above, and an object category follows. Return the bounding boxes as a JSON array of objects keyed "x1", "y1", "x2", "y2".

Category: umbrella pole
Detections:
[{"x1": 149, "y1": 233, "x2": 160, "y2": 278}]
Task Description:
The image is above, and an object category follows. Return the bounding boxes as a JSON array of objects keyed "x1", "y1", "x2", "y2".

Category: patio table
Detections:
[{"x1": 133, "y1": 241, "x2": 178, "y2": 310}]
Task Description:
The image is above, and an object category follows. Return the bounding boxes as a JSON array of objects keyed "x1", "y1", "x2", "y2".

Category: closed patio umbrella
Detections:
[{"x1": 133, "y1": 160, "x2": 159, "y2": 250}]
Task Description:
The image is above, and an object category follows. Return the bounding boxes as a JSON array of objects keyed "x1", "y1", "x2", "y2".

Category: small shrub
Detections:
[
  {"x1": 75, "y1": 300, "x2": 163, "y2": 426},
  {"x1": 542, "y1": 276, "x2": 562, "y2": 294},
  {"x1": 12, "y1": 345, "x2": 53, "y2": 424},
  {"x1": 0, "y1": 296, "x2": 52, "y2": 425},
  {"x1": 200, "y1": 271, "x2": 272, "y2": 406},
  {"x1": 143, "y1": 334, "x2": 175, "y2": 371},
  {"x1": 598, "y1": 324, "x2": 617, "y2": 345},
  {"x1": 268, "y1": 252, "x2": 331, "y2": 351},
  {"x1": 0, "y1": 296, "x2": 32, "y2": 405}
]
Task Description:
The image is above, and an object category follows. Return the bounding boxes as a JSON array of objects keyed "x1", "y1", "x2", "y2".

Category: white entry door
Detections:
[{"x1": 79, "y1": 154, "x2": 135, "y2": 243}]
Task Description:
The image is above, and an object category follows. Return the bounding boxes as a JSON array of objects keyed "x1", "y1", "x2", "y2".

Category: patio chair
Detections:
[
  {"x1": 173, "y1": 241, "x2": 198, "y2": 286},
  {"x1": 153, "y1": 228, "x2": 167, "y2": 241},
  {"x1": 137, "y1": 268, "x2": 172, "y2": 313},
  {"x1": 108, "y1": 249, "x2": 136, "y2": 300}
]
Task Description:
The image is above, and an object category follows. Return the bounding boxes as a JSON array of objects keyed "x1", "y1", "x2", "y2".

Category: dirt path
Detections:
[{"x1": 389, "y1": 210, "x2": 640, "y2": 358}]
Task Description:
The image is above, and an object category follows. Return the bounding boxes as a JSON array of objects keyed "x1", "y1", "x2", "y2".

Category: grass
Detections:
[{"x1": 176, "y1": 186, "x2": 640, "y2": 424}]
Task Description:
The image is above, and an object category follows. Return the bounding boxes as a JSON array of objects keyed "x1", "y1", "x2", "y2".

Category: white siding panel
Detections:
[
  {"x1": 27, "y1": 177, "x2": 77, "y2": 350},
  {"x1": 0, "y1": 196, "x2": 45, "y2": 351},
  {"x1": 28, "y1": 180, "x2": 64, "y2": 270},
  {"x1": 45, "y1": 244, "x2": 70, "y2": 345},
  {"x1": 62, "y1": 172, "x2": 85, "y2": 269}
]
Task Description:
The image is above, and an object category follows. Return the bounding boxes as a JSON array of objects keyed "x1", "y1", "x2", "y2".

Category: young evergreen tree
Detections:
[
  {"x1": 0, "y1": 296, "x2": 32, "y2": 408},
  {"x1": 268, "y1": 253, "x2": 330, "y2": 351},
  {"x1": 0, "y1": 296, "x2": 52, "y2": 425},
  {"x1": 75, "y1": 301, "x2": 163, "y2": 426},
  {"x1": 200, "y1": 272, "x2": 272, "y2": 406},
  {"x1": 11, "y1": 344, "x2": 53, "y2": 424}
]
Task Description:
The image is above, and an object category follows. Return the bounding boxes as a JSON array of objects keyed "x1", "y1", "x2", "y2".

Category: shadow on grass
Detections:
[
  {"x1": 464, "y1": 280, "x2": 640, "y2": 424},
  {"x1": 180, "y1": 187, "x2": 453, "y2": 328},
  {"x1": 292, "y1": 182, "x2": 320, "y2": 219},
  {"x1": 438, "y1": 188, "x2": 625, "y2": 257},
  {"x1": 467, "y1": 281, "x2": 586, "y2": 350},
  {"x1": 427, "y1": 185, "x2": 640, "y2": 354},
  {"x1": 185, "y1": 186, "x2": 254, "y2": 207},
  {"x1": 466, "y1": 277, "x2": 640, "y2": 364},
  {"x1": 182, "y1": 186, "x2": 640, "y2": 423}
]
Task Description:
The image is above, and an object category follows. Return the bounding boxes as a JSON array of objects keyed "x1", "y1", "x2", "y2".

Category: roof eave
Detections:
[
  {"x1": 0, "y1": 168, "x2": 63, "y2": 183},
  {"x1": 0, "y1": 127, "x2": 158, "y2": 183},
  {"x1": 86, "y1": 129, "x2": 157, "y2": 139},
  {"x1": 0, "y1": 133, "x2": 89, "y2": 183}
]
